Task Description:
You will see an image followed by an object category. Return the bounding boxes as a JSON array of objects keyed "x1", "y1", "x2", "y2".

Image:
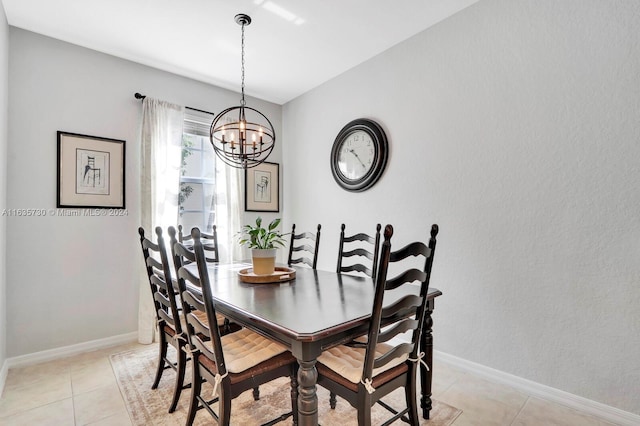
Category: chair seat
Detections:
[
  {"x1": 196, "y1": 310, "x2": 227, "y2": 327},
  {"x1": 200, "y1": 350, "x2": 296, "y2": 385},
  {"x1": 317, "y1": 343, "x2": 409, "y2": 384},
  {"x1": 202, "y1": 328, "x2": 289, "y2": 374},
  {"x1": 161, "y1": 323, "x2": 177, "y2": 337}
]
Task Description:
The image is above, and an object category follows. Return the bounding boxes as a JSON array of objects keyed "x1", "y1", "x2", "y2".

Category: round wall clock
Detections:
[{"x1": 330, "y1": 118, "x2": 389, "y2": 192}]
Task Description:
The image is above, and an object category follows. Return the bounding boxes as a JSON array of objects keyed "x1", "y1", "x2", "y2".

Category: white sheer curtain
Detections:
[
  {"x1": 138, "y1": 97, "x2": 184, "y2": 344},
  {"x1": 214, "y1": 157, "x2": 243, "y2": 263}
]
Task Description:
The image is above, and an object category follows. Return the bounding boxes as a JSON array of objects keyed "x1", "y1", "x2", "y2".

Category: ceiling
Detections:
[{"x1": 3, "y1": 0, "x2": 479, "y2": 105}]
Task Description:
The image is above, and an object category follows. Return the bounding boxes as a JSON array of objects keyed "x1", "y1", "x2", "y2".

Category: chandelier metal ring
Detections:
[{"x1": 210, "y1": 105, "x2": 275, "y2": 169}]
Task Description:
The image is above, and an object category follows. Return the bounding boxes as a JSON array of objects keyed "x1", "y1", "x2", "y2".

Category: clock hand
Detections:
[{"x1": 349, "y1": 149, "x2": 367, "y2": 168}]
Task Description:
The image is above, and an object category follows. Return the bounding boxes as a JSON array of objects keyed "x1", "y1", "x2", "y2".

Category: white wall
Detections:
[
  {"x1": 6, "y1": 28, "x2": 282, "y2": 357},
  {"x1": 283, "y1": 0, "x2": 640, "y2": 415},
  {"x1": 0, "y1": 2, "x2": 9, "y2": 370}
]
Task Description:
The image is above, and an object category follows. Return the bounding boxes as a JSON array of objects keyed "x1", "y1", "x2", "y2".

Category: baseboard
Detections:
[
  {"x1": 435, "y1": 350, "x2": 640, "y2": 426},
  {"x1": 4, "y1": 332, "x2": 138, "y2": 371}
]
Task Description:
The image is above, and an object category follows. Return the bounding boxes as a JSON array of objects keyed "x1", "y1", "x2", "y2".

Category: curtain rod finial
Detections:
[{"x1": 134, "y1": 92, "x2": 146, "y2": 100}]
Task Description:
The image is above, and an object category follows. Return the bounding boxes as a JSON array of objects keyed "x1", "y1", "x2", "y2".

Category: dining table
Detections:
[{"x1": 190, "y1": 262, "x2": 442, "y2": 426}]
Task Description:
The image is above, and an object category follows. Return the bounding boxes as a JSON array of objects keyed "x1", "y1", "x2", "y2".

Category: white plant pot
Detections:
[{"x1": 251, "y1": 248, "x2": 277, "y2": 275}]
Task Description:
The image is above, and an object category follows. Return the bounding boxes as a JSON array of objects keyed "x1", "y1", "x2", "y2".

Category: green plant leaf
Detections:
[
  {"x1": 268, "y1": 218, "x2": 280, "y2": 231},
  {"x1": 237, "y1": 217, "x2": 287, "y2": 249}
]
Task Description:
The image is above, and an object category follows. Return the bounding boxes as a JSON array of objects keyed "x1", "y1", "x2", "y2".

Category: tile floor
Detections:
[{"x1": 0, "y1": 342, "x2": 616, "y2": 425}]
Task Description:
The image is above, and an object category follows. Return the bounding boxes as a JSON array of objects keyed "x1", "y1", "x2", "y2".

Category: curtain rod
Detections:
[{"x1": 134, "y1": 92, "x2": 215, "y2": 116}]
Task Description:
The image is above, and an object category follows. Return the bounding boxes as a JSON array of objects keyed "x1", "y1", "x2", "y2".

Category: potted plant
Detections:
[{"x1": 238, "y1": 217, "x2": 287, "y2": 275}]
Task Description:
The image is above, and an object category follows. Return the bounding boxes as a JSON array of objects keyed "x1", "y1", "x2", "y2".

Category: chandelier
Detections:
[{"x1": 210, "y1": 14, "x2": 275, "y2": 169}]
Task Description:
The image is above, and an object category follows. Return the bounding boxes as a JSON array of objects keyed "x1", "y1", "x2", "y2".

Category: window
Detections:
[{"x1": 179, "y1": 109, "x2": 216, "y2": 233}]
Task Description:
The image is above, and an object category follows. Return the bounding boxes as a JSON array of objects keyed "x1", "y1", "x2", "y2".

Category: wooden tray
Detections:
[{"x1": 238, "y1": 266, "x2": 296, "y2": 283}]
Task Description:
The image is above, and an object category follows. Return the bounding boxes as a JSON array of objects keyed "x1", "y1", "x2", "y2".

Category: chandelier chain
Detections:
[{"x1": 240, "y1": 20, "x2": 246, "y2": 106}]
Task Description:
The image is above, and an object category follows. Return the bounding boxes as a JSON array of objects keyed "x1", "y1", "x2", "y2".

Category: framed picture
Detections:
[
  {"x1": 245, "y1": 161, "x2": 279, "y2": 212},
  {"x1": 57, "y1": 131, "x2": 126, "y2": 208}
]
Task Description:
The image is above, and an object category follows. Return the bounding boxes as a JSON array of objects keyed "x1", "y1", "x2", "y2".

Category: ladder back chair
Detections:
[
  {"x1": 168, "y1": 226, "x2": 237, "y2": 336},
  {"x1": 174, "y1": 228, "x2": 299, "y2": 426},
  {"x1": 332, "y1": 223, "x2": 382, "y2": 407},
  {"x1": 138, "y1": 226, "x2": 188, "y2": 413},
  {"x1": 178, "y1": 224, "x2": 220, "y2": 263},
  {"x1": 337, "y1": 223, "x2": 382, "y2": 281},
  {"x1": 287, "y1": 223, "x2": 321, "y2": 269},
  {"x1": 318, "y1": 224, "x2": 439, "y2": 425},
  {"x1": 170, "y1": 226, "x2": 255, "y2": 399}
]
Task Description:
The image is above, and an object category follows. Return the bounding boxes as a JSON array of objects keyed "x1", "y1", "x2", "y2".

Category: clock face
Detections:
[
  {"x1": 337, "y1": 130, "x2": 376, "y2": 181},
  {"x1": 330, "y1": 119, "x2": 388, "y2": 192}
]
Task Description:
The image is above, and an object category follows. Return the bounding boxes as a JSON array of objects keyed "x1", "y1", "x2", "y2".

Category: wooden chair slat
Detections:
[{"x1": 336, "y1": 223, "x2": 381, "y2": 280}]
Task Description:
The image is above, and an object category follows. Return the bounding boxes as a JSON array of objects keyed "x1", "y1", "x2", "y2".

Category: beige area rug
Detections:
[{"x1": 110, "y1": 345, "x2": 461, "y2": 425}]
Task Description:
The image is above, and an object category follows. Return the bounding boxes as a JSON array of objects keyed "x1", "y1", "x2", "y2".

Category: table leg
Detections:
[
  {"x1": 420, "y1": 299, "x2": 435, "y2": 419},
  {"x1": 297, "y1": 358, "x2": 319, "y2": 426}
]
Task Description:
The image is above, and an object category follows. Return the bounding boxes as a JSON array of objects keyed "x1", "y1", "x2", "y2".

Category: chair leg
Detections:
[
  {"x1": 357, "y1": 392, "x2": 372, "y2": 426},
  {"x1": 329, "y1": 391, "x2": 337, "y2": 409},
  {"x1": 219, "y1": 386, "x2": 232, "y2": 426},
  {"x1": 168, "y1": 344, "x2": 186, "y2": 413},
  {"x1": 405, "y1": 368, "x2": 420, "y2": 426},
  {"x1": 253, "y1": 386, "x2": 260, "y2": 401},
  {"x1": 290, "y1": 370, "x2": 299, "y2": 426},
  {"x1": 186, "y1": 357, "x2": 201, "y2": 426},
  {"x1": 152, "y1": 335, "x2": 168, "y2": 389}
]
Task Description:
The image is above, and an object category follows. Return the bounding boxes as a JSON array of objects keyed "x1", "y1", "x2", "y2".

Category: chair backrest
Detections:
[
  {"x1": 138, "y1": 226, "x2": 182, "y2": 336},
  {"x1": 287, "y1": 224, "x2": 321, "y2": 269},
  {"x1": 167, "y1": 226, "x2": 183, "y2": 274},
  {"x1": 336, "y1": 223, "x2": 381, "y2": 280},
  {"x1": 361, "y1": 224, "x2": 439, "y2": 386},
  {"x1": 173, "y1": 228, "x2": 227, "y2": 375},
  {"x1": 178, "y1": 224, "x2": 220, "y2": 263}
]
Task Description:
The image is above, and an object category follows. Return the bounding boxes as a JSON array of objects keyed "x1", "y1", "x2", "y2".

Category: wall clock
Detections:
[{"x1": 330, "y1": 118, "x2": 388, "y2": 192}]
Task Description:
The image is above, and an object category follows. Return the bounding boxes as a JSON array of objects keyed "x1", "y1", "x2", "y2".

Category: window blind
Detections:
[{"x1": 184, "y1": 108, "x2": 214, "y2": 137}]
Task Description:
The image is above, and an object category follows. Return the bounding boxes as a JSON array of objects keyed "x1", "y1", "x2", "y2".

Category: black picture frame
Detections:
[
  {"x1": 57, "y1": 131, "x2": 126, "y2": 208},
  {"x1": 244, "y1": 161, "x2": 279, "y2": 212}
]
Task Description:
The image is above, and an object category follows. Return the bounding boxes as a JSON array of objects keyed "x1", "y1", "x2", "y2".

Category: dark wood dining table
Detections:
[{"x1": 192, "y1": 262, "x2": 442, "y2": 426}]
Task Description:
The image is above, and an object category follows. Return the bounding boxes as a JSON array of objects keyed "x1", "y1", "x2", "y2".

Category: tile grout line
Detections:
[
  {"x1": 70, "y1": 370, "x2": 78, "y2": 426},
  {"x1": 509, "y1": 395, "x2": 531, "y2": 426}
]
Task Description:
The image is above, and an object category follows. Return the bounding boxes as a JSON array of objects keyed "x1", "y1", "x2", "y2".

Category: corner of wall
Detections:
[{"x1": 0, "y1": 0, "x2": 10, "y2": 394}]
